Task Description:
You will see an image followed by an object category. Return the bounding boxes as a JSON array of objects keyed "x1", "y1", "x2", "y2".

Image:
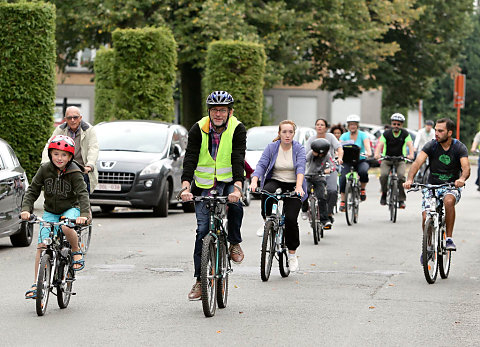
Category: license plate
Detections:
[{"x1": 96, "y1": 183, "x2": 121, "y2": 191}]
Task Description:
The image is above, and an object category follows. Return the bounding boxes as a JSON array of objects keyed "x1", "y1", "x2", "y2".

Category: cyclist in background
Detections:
[
  {"x1": 414, "y1": 120, "x2": 435, "y2": 155},
  {"x1": 404, "y1": 118, "x2": 470, "y2": 251},
  {"x1": 374, "y1": 113, "x2": 414, "y2": 208},
  {"x1": 250, "y1": 120, "x2": 306, "y2": 272},
  {"x1": 180, "y1": 91, "x2": 246, "y2": 301},
  {"x1": 469, "y1": 130, "x2": 480, "y2": 191},
  {"x1": 301, "y1": 138, "x2": 335, "y2": 229},
  {"x1": 302, "y1": 118, "x2": 343, "y2": 226},
  {"x1": 338, "y1": 114, "x2": 372, "y2": 212}
]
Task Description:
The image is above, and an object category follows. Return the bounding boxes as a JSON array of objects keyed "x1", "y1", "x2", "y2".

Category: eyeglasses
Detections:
[
  {"x1": 391, "y1": 122, "x2": 402, "y2": 126},
  {"x1": 209, "y1": 108, "x2": 228, "y2": 115},
  {"x1": 65, "y1": 116, "x2": 80, "y2": 120}
]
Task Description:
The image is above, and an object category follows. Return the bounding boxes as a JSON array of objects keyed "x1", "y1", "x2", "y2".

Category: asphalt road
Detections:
[{"x1": 1, "y1": 174, "x2": 480, "y2": 346}]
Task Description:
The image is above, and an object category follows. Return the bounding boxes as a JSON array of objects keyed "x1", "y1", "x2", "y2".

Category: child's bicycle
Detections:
[{"x1": 26, "y1": 214, "x2": 88, "y2": 316}]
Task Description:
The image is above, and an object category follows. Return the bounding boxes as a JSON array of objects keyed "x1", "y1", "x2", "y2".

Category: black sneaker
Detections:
[
  {"x1": 380, "y1": 192, "x2": 387, "y2": 206},
  {"x1": 328, "y1": 215, "x2": 334, "y2": 224},
  {"x1": 399, "y1": 201, "x2": 406, "y2": 209},
  {"x1": 322, "y1": 221, "x2": 332, "y2": 230}
]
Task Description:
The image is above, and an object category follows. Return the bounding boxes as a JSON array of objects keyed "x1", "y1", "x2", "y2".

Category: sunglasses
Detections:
[{"x1": 65, "y1": 116, "x2": 80, "y2": 120}]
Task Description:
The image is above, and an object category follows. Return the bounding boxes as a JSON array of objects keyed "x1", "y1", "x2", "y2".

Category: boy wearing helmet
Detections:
[
  {"x1": 374, "y1": 113, "x2": 414, "y2": 208},
  {"x1": 180, "y1": 91, "x2": 246, "y2": 301},
  {"x1": 302, "y1": 138, "x2": 335, "y2": 229},
  {"x1": 21, "y1": 135, "x2": 90, "y2": 299}
]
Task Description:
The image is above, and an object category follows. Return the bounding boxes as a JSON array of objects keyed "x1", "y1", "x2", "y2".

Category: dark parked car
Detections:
[
  {"x1": 90, "y1": 120, "x2": 193, "y2": 217},
  {"x1": 0, "y1": 138, "x2": 32, "y2": 246}
]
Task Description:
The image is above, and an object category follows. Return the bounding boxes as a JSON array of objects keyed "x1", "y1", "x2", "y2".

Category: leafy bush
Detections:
[
  {"x1": 0, "y1": 2, "x2": 56, "y2": 179},
  {"x1": 94, "y1": 47, "x2": 115, "y2": 124},
  {"x1": 204, "y1": 40, "x2": 266, "y2": 129},
  {"x1": 112, "y1": 27, "x2": 177, "y2": 121}
]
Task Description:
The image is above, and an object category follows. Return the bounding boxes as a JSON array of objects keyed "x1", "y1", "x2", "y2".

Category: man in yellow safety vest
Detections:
[{"x1": 180, "y1": 91, "x2": 247, "y2": 301}]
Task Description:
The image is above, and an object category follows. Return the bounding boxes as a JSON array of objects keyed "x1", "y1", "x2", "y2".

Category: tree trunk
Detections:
[{"x1": 180, "y1": 63, "x2": 203, "y2": 130}]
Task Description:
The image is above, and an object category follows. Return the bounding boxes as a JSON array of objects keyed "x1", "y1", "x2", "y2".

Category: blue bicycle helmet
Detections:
[{"x1": 206, "y1": 91, "x2": 234, "y2": 109}]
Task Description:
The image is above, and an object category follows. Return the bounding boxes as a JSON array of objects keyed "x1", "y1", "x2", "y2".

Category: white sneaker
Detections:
[
  {"x1": 301, "y1": 212, "x2": 308, "y2": 220},
  {"x1": 288, "y1": 255, "x2": 299, "y2": 272},
  {"x1": 256, "y1": 227, "x2": 264, "y2": 237}
]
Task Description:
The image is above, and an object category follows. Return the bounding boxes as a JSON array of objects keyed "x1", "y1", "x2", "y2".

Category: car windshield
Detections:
[
  {"x1": 247, "y1": 128, "x2": 278, "y2": 150},
  {"x1": 96, "y1": 122, "x2": 169, "y2": 153}
]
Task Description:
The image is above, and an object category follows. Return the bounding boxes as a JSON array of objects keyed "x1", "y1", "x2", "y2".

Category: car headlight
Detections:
[{"x1": 140, "y1": 162, "x2": 162, "y2": 176}]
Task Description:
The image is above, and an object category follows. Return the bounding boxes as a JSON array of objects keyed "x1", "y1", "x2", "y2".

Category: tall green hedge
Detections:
[
  {"x1": 0, "y1": 2, "x2": 56, "y2": 180},
  {"x1": 204, "y1": 41, "x2": 266, "y2": 129},
  {"x1": 94, "y1": 47, "x2": 115, "y2": 124},
  {"x1": 112, "y1": 27, "x2": 177, "y2": 121}
]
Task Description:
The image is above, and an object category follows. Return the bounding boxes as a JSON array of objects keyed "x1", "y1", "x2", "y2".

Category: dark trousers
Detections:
[
  {"x1": 83, "y1": 173, "x2": 91, "y2": 194},
  {"x1": 339, "y1": 160, "x2": 369, "y2": 193},
  {"x1": 261, "y1": 179, "x2": 302, "y2": 251},
  {"x1": 302, "y1": 179, "x2": 328, "y2": 223},
  {"x1": 476, "y1": 156, "x2": 480, "y2": 186},
  {"x1": 193, "y1": 182, "x2": 243, "y2": 280}
]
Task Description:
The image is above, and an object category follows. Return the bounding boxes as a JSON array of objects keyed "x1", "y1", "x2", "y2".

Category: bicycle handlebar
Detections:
[
  {"x1": 407, "y1": 182, "x2": 457, "y2": 193},
  {"x1": 254, "y1": 189, "x2": 301, "y2": 200},
  {"x1": 379, "y1": 156, "x2": 413, "y2": 163},
  {"x1": 21, "y1": 214, "x2": 86, "y2": 229},
  {"x1": 176, "y1": 184, "x2": 244, "y2": 201}
]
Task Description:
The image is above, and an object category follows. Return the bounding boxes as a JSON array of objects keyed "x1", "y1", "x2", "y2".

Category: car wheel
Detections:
[
  {"x1": 100, "y1": 205, "x2": 115, "y2": 213},
  {"x1": 153, "y1": 180, "x2": 169, "y2": 217},
  {"x1": 10, "y1": 221, "x2": 33, "y2": 247}
]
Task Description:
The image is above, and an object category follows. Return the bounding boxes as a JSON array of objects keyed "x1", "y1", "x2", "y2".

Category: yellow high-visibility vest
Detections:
[{"x1": 194, "y1": 115, "x2": 239, "y2": 189}]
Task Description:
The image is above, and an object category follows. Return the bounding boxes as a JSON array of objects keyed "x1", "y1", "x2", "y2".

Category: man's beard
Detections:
[{"x1": 437, "y1": 135, "x2": 449, "y2": 143}]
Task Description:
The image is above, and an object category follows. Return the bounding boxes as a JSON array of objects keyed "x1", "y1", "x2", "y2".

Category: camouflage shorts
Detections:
[{"x1": 421, "y1": 186, "x2": 461, "y2": 212}]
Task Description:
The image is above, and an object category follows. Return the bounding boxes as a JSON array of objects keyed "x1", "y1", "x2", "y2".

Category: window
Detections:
[
  {"x1": 0, "y1": 142, "x2": 15, "y2": 169},
  {"x1": 65, "y1": 48, "x2": 96, "y2": 72}
]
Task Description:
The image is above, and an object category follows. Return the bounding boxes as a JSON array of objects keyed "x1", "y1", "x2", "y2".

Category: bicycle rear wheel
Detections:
[
  {"x1": 439, "y1": 218, "x2": 451, "y2": 279},
  {"x1": 216, "y1": 240, "x2": 229, "y2": 308},
  {"x1": 57, "y1": 258, "x2": 74, "y2": 309},
  {"x1": 422, "y1": 218, "x2": 438, "y2": 284},
  {"x1": 345, "y1": 183, "x2": 354, "y2": 226},
  {"x1": 36, "y1": 253, "x2": 52, "y2": 316},
  {"x1": 201, "y1": 234, "x2": 217, "y2": 317},
  {"x1": 311, "y1": 199, "x2": 319, "y2": 245},
  {"x1": 78, "y1": 225, "x2": 92, "y2": 255},
  {"x1": 260, "y1": 221, "x2": 275, "y2": 281}
]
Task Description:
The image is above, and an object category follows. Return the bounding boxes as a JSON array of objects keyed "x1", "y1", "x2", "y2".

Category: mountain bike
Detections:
[
  {"x1": 342, "y1": 144, "x2": 362, "y2": 226},
  {"x1": 179, "y1": 190, "x2": 232, "y2": 317},
  {"x1": 257, "y1": 189, "x2": 300, "y2": 281},
  {"x1": 408, "y1": 183, "x2": 456, "y2": 284},
  {"x1": 26, "y1": 215, "x2": 87, "y2": 316},
  {"x1": 380, "y1": 156, "x2": 412, "y2": 223},
  {"x1": 305, "y1": 172, "x2": 328, "y2": 244}
]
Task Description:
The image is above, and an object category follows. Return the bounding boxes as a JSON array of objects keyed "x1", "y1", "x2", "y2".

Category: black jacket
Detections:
[{"x1": 181, "y1": 120, "x2": 246, "y2": 189}]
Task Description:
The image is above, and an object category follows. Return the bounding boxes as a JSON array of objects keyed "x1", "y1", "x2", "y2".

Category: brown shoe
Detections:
[
  {"x1": 188, "y1": 281, "x2": 201, "y2": 301},
  {"x1": 229, "y1": 243, "x2": 244, "y2": 264}
]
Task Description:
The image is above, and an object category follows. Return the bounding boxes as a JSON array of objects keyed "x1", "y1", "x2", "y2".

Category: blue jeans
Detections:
[
  {"x1": 83, "y1": 173, "x2": 91, "y2": 194},
  {"x1": 193, "y1": 182, "x2": 243, "y2": 279},
  {"x1": 39, "y1": 208, "x2": 80, "y2": 243}
]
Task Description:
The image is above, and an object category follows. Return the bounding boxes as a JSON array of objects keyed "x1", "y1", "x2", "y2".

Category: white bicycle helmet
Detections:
[
  {"x1": 390, "y1": 113, "x2": 405, "y2": 122},
  {"x1": 346, "y1": 114, "x2": 360, "y2": 123}
]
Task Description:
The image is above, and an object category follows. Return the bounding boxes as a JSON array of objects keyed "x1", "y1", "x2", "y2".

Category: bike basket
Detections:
[{"x1": 342, "y1": 144, "x2": 360, "y2": 164}]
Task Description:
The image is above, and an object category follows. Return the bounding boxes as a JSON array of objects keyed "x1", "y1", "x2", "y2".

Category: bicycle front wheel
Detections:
[
  {"x1": 36, "y1": 253, "x2": 52, "y2": 316},
  {"x1": 389, "y1": 182, "x2": 398, "y2": 223},
  {"x1": 216, "y1": 240, "x2": 229, "y2": 308},
  {"x1": 201, "y1": 234, "x2": 217, "y2": 317},
  {"x1": 422, "y1": 218, "x2": 438, "y2": 284},
  {"x1": 57, "y1": 258, "x2": 74, "y2": 309},
  {"x1": 78, "y1": 225, "x2": 92, "y2": 255},
  {"x1": 260, "y1": 221, "x2": 275, "y2": 281},
  {"x1": 345, "y1": 183, "x2": 354, "y2": 226},
  {"x1": 439, "y1": 218, "x2": 451, "y2": 279},
  {"x1": 311, "y1": 199, "x2": 319, "y2": 244}
]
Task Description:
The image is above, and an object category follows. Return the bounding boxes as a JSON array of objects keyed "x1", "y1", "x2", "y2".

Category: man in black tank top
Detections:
[
  {"x1": 374, "y1": 113, "x2": 414, "y2": 208},
  {"x1": 404, "y1": 118, "x2": 470, "y2": 251}
]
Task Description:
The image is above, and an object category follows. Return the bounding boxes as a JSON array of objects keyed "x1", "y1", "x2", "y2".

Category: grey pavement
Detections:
[{"x1": 1, "y1": 171, "x2": 480, "y2": 346}]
